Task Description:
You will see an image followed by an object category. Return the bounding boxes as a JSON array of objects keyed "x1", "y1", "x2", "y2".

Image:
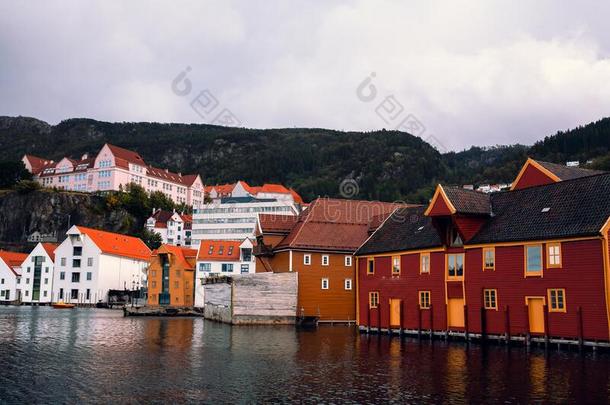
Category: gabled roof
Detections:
[
  {"x1": 425, "y1": 185, "x2": 491, "y2": 216},
  {"x1": 258, "y1": 214, "x2": 299, "y2": 234},
  {"x1": 106, "y1": 143, "x2": 146, "y2": 167},
  {"x1": 75, "y1": 226, "x2": 151, "y2": 260},
  {"x1": 0, "y1": 250, "x2": 28, "y2": 275},
  {"x1": 181, "y1": 174, "x2": 201, "y2": 186},
  {"x1": 274, "y1": 198, "x2": 412, "y2": 252},
  {"x1": 24, "y1": 155, "x2": 54, "y2": 174},
  {"x1": 197, "y1": 240, "x2": 243, "y2": 261},
  {"x1": 41, "y1": 243, "x2": 58, "y2": 261},
  {"x1": 511, "y1": 158, "x2": 605, "y2": 190},
  {"x1": 153, "y1": 244, "x2": 197, "y2": 270},
  {"x1": 356, "y1": 206, "x2": 442, "y2": 255},
  {"x1": 470, "y1": 172, "x2": 610, "y2": 244},
  {"x1": 205, "y1": 181, "x2": 304, "y2": 203}
]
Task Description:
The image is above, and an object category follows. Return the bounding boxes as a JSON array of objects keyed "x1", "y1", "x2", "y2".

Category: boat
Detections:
[{"x1": 52, "y1": 302, "x2": 76, "y2": 309}]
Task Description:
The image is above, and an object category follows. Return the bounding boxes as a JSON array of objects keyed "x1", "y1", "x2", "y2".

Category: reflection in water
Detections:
[{"x1": 0, "y1": 307, "x2": 610, "y2": 403}]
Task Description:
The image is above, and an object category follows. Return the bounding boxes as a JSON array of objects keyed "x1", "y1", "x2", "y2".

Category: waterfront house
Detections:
[
  {"x1": 148, "y1": 244, "x2": 197, "y2": 307},
  {"x1": 355, "y1": 159, "x2": 610, "y2": 345},
  {"x1": 193, "y1": 239, "x2": 255, "y2": 307},
  {"x1": 191, "y1": 181, "x2": 302, "y2": 245},
  {"x1": 0, "y1": 251, "x2": 27, "y2": 303},
  {"x1": 145, "y1": 209, "x2": 193, "y2": 247},
  {"x1": 52, "y1": 225, "x2": 151, "y2": 304},
  {"x1": 255, "y1": 198, "x2": 407, "y2": 322},
  {"x1": 23, "y1": 144, "x2": 204, "y2": 207},
  {"x1": 20, "y1": 243, "x2": 57, "y2": 304}
]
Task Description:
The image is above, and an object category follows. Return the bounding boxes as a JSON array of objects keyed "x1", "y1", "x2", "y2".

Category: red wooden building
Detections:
[{"x1": 355, "y1": 159, "x2": 610, "y2": 345}]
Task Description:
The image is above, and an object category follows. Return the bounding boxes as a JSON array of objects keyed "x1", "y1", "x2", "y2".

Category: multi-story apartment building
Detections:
[
  {"x1": 0, "y1": 251, "x2": 27, "y2": 303},
  {"x1": 23, "y1": 143, "x2": 204, "y2": 207},
  {"x1": 20, "y1": 243, "x2": 57, "y2": 304},
  {"x1": 52, "y1": 225, "x2": 150, "y2": 304},
  {"x1": 191, "y1": 181, "x2": 303, "y2": 245},
  {"x1": 145, "y1": 209, "x2": 192, "y2": 246}
]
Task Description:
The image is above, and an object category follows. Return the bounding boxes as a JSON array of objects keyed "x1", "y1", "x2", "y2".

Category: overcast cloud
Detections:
[{"x1": 1, "y1": 0, "x2": 610, "y2": 150}]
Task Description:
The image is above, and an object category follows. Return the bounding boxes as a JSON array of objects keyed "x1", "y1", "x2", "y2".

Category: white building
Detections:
[
  {"x1": 0, "y1": 251, "x2": 27, "y2": 303},
  {"x1": 20, "y1": 243, "x2": 57, "y2": 304},
  {"x1": 192, "y1": 181, "x2": 302, "y2": 245},
  {"x1": 52, "y1": 225, "x2": 151, "y2": 304},
  {"x1": 194, "y1": 239, "x2": 255, "y2": 307},
  {"x1": 145, "y1": 209, "x2": 192, "y2": 246}
]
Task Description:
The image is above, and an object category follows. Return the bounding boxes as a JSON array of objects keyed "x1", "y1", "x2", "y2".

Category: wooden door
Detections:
[
  {"x1": 389, "y1": 299, "x2": 401, "y2": 327},
  {"x1": 447, "y1": 298, "x2": 465, "y2": 328},
  {"x1": 527, "y1": 297, "x2": 545, "y2": 334}
]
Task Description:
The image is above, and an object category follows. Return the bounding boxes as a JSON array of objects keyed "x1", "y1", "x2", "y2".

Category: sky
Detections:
[{"x1": 1, "y1": 1, "x2": 610, "y2": 151}]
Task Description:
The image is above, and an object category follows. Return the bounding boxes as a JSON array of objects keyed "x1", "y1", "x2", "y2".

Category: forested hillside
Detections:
[{"x1": 1, "y1": 116, "x2": 610, "y2": 203}]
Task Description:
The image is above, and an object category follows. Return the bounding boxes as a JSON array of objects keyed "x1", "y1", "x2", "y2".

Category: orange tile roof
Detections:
[
  {"x1": 25, "y1": 155, "x2": 54, "y2": 174},
  {"x1": 76, "y1": 226, "x2": 151, "y2": 260},
  {"x1": 258, "y1": 214, "x2": 299, "y2": 233},
  {"x1": 197, "y1": 240, "x2": 242, "y2": 261},
  {"x1": 153, "y1": 244, "x2": 197, "y2": 270},
  {"x1": 41, "y1": 243, "x2": 58, "y2": 261},
  {"x1": 0, "y1": 250, "x2": 28, "y2": 275}
]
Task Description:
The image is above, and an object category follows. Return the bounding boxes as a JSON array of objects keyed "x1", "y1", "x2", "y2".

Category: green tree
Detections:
[
  {"x1": 0, "y1": 161, "x2": 32, "y2": 189},
  {"x1": 149, "y1": 191, "x2": 175, "y2": 212},
  {"x1": 140, "y1": 228, "x2": 163, "y2": 250}
]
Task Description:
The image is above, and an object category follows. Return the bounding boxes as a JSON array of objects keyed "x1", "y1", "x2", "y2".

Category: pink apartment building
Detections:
[{"x1": 23, "y1": 144, "x2": 204, "y2": 207}]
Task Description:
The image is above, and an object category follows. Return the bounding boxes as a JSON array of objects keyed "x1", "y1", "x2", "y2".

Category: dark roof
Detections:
[
  {"x1": 443, "y1": 186, "x2": 491, "y2": 215},
  {"x1": 536, "y1": 160, "x2": 604, "y2": 181},
  {"x1": 356, "y1": 206, "x2": 442, "y2": 255},
  {"x1": 470, "y1": 172, "x2": 610, "y2": 244},
  {"x1": 258, "y1": 214, "x2": 298, "y2": 234}
]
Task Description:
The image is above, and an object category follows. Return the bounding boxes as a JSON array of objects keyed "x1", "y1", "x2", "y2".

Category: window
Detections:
[
  {"x1": 26, "y1": 278, "x2": 30, "y2": 284},
  {"x1": 174, "y1": 281, "x2": 180, "y2": 289},
  {"x1": 151, "y1": 281, "x2": 157, "y2": 288},
  {"x1": 44, "y1": 278, "x2": 48, "y2": 285},
  {"x1": 419, "y1": 291, "x2": 431, "y2": 309},
  {"x1": 420, "y1": 253, "x2": 430, "y2": 274},
  {"x1": 71, "y1": 289, "x2": 79, "y2": 300},
  {"x1": 43, "y1": 291, "x2": 47, "y2": 297},
  {"x1": 72, "y1": 259, "x2": 81, "y2": 268},
  {"x1": 0, "y1": 279, "x2": 3, "y2": 284},
  {"x1": 45, "y1": 267, "x2": 49, "y2": 273},
  {"x1": 27, "y1": 267, "x2": 31, "y2": 273},
  {"x1": 525, "y1": 245, "x2": 543, "y2": 275},
  {"x1": 86, "y1": 289, "x2": 91, "y2": 300},
  {"x1": 221, "y1": 263, "x2": 234, "y2": 273},
  {"x1": 240, "y1": 264, "x2": 249, "y2": 273},
  {"x1": 151, "y1": 270, "x2": 157, "y2": 277},
  {"x1": 322, "y1": 255, "x2": 329, "y2": 266},
  {"x1": 321, "y1": 278, "x2": 329, "y2": 290},
  {"x1": 199, "y1": 263, "x2": 211, "y2": 272},
  {"x1": 304, "y1": 254, "x2": 311, "y2": 265},
  {"x1": 87, "y1": 258, "x2": 93, "y2": 267},
  {"x1": 60, "y1": 272, "x2": 65, "y2": 280},
  {"x1": 447, "y1": 254, "x2": 464, "y2": 279},
  {"x1": 86, "y1": 272, "x2": 92, "y2": 281},
  {"x1": 71, "y1": 273, "x2": 80, "y2": 283},
  {"x1": 484, "y1": 289, "x2": 497, "y2": 310},
  {"x1": 483, "y1": 248, "x2": 495, "y2": 270},
  {"x1": 547, "y1": 243, "x2": 562, "y2": 268},
  {"x1": 60, "y1": 258, "x2": 66, "y2": 266},
  {"x1": 369, "y1": 291, "x2": 379, "y2": 308},
  {"x1": 175, "y1": 270, "x2": 181, "y2": 278},
  {"x1": 548, "y1": 289, "x2": 566, "y2": 312},
  {"x1": 367, "y1": 258, "x2": 374, "y2": 274},
  {"x1": 17, "y1": 278, "x2": 20, "y2": 284},
  {"x1": 345, "y1": 256, "x2": 352, "y2": 266},
  {"x1": 344, "y1": 279, "x2": 352, "y2": 290},
  {"x1": 25, "y1": 291, "x2": 29, "y2": 297},
  {"x1": 73, "y1": 247, "x2": 82, "y2": 256},
  {"x1": 59, "y1": 288, "x2": 64, "y2": 299},
  {"x1": 392, "y1": 256, "x2": 401, "y2": 275}
]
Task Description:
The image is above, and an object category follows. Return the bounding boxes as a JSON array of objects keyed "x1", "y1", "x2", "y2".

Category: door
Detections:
[
  {"x1": 527, "y1": 297, "x2": 545, "y2": 334},
  {"x1": 389, "y1": 299, "x2": 401, "y2": 327},
  {"x1": 447, "y1": 298, "x2": 465, "y2": 328}
]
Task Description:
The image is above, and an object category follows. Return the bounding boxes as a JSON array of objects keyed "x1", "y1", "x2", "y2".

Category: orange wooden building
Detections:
[
  {"x1": 148, "y1": 244, "x2": 197, "y2": 307},
  {"x1": 255, "y1": 198, "x2": 408, "y2": 322}
]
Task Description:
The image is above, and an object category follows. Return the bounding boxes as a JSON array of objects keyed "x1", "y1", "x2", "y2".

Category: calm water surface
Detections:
[{"x1": 1, "y1": 307, "x2": 609, "y2": 404}]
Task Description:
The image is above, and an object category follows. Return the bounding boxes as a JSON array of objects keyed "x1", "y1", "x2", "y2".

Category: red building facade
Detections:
[{"x1": 356, "y1": 159, "x2": 610, "y2": 344}]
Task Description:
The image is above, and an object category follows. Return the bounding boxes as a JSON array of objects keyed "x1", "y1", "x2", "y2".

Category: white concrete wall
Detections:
[{"x1": 0, "y1": 260, "x2": 19, "y2": 302}]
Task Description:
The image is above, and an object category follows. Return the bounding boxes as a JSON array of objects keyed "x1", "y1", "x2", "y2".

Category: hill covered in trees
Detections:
[{"x1": 1, "y1": 115, "x2": 610, "y2": 203}]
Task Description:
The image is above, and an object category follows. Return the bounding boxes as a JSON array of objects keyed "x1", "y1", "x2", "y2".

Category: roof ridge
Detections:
[{"x1": 499, "y1": 170, "x2": 610, "y2": 196}]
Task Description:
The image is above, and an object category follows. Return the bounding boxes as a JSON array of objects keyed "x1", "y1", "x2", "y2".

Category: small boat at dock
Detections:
[{"x1": 52, "y1": 302, "x2": 75, "y2": 309}]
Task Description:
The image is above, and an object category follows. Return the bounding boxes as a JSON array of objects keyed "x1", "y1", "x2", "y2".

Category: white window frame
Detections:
[
  {"x1": 321, "y1": 278, "x2": 329, "y2": 290},
  {"x1": 344, "y1": 256, "x2": 352, "y2": 267},
  {"x1": 344, "y1": 279, "x2": 352, "y2": 290},
  {"x1": 303, "y1": 254, "x2": 311, "y2": 265},
  {"x1": 322, "y1": 255, "x2": 329, "y2": 266}
]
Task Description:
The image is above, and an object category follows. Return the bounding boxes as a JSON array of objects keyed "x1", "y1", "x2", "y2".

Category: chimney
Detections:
[
  {"x1": 81, "y1": 153, "x2": 88, "y2": 160},
  {"x1": 178, "y1": 172, "x2": 182, "y2": 177},
  {"x1": 165, "y1": 168, "x2": 169, "y2": 173}
]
